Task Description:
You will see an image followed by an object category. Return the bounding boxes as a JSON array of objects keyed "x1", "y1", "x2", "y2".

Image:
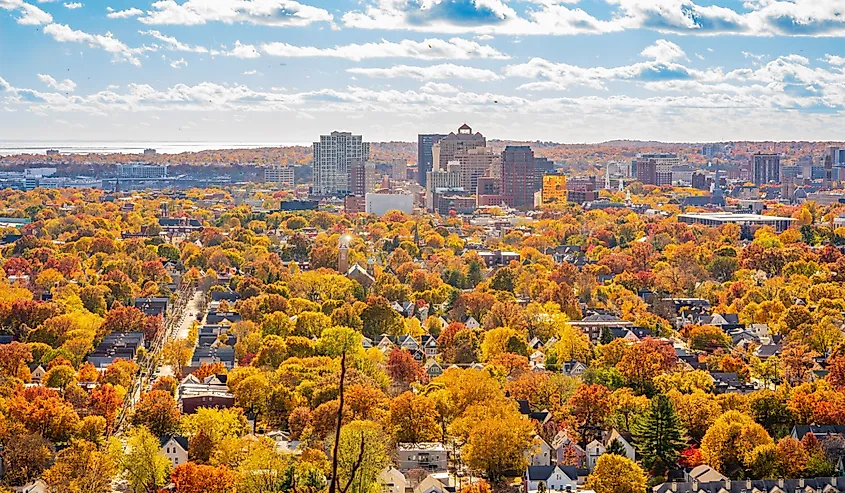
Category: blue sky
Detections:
[{"x1": 3, "y1": 0, "x2": 845, "y2": 143}]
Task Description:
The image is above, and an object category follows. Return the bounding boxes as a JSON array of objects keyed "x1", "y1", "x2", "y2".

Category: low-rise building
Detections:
[{"x1": 396, "y1": 443, "x2": 447, "y2": 473}]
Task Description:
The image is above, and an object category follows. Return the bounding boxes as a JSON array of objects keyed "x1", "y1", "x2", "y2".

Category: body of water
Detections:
[{"x1": 0, "y1": 141, "x2": 309, "y2": 156}]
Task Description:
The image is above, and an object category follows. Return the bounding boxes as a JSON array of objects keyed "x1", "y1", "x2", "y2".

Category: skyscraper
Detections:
[
  {"x1": 350, "y1": 161, "x2": 376, "y2": 196},
  {"x1": 751, "y1": 153, "x2": 780, "y2": 187},
  {"x1": 456, "y1": 147, "x2": 500, "y2": 194},
  {"x1": 634, "y1": 153, "x2": 677, "y2": 186},
  {"x1": 436, "y1": 124, "x2": 486, "y2": 171},
  {"x1": 417, "y1": 133, "x2": 446, "y2": 188},
  {"x1": 502, "y1": 145, "x2": 536, "y2": 209},
  {"x1": 312, "y1": 131, "x2": 369, "y2": 197}
]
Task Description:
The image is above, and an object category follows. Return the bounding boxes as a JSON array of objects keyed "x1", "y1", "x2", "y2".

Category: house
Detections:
[
  {"x1": 87, "y1": 331, "x2": 145, "y2": 369},
  {"x1": 11, "y1": 479, "x2": 49, "y2": 493},
  {"x1": 530, "y1": 351, "x2": 546, "y2": 368},
  {"x1": 585, "y1": 429, "x2": 636, "y2": 471},
  {"x1": 791, "y1": 425, "x2": 845, "y2": 441},
  {"x1": 524, "y1": 465, "x2": 578, "y2": 493},
  {"x1": 653, "y1": 477, "x2": 845, "y2": 493},
  {"x1": 29, "y1": 364, "x2": 46, "y2": 384},
  {"x1": 397, "y1": 443, "x2": 447, "y2": 473},
  {"x1": 178, "y1": 374, "x2": 235, "y2": 414},
  {"x1": 464, "y1": 316, "x2": 480, "y2": 329},
  {"x1": 160, "y1": 436, "x2": 189, "y2": 468},
  {"x1": 527, "y1": 435, "x2": 553, "y2": 466},
  {"x1": 560, "y1": 361, "x2": 587, "y2": 377},
  {"x1": 425, "y1": 359, "x2": 444, "y2": 379},
  {"x1": 378, "y1": 466, "x2": 406, "y2": 493},
  {"x1": 347, "y1": 263, "x2": 375, "y2": 290},
  {"x1": 413, "y1": 474, "x2": 450, "y2": 493},
  {"x1": 550, "y1": 431, "x2": 586, "y2": 469},
  {"x1": 684, "y1": 464, "x2": 727, "y2": 483},
  {"x1": 569, "y1": 314, "x2": 634, "y2": 344},
  {"x1": 710, "y1": 372, "x2": 756, "y2": 394},
  {"x1": 134, "y1": 297, "x2": 169, "y2": 317},
  {"x1": 420, "y1": 335, "x2": 438, "y2": 357}
]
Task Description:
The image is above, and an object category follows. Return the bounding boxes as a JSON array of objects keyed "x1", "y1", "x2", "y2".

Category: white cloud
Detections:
[
  {"x1": 107, "y1": 7, "x2": 143, "y2": 18},
  {"x1": 640, "y1": 39, "x2": 686, "y2": 63},
  {"x1": 824, "y1": 54, "x2": 845, "y2": 66},
  {"x1": 170, "y1": 58, "x2": 187, "y2": 68},
  {"x1": 43, "y1": 23, "x2": 144, "y2": 66},
  {"x1": 421, "y1": 82, "x2": 459, "y2": 93},
  {"x1": 260, "y1": 37, "x2": 508, "y2": 61},
  {"x1": 226, "y1": 40, "x2": 260, "y2": 58},
  {"x1": 242, "y1": 69, "x2": 260, "y2": 75},
  {"x1": 0, "y1": 0, "x2": 52, "y2": 25},
  {"x1": 63, "y1": 2, "x2": 82, "y2": 9},
  {"x1": 139, "y1": 29, "x2": 208, "y2": 53},
  {"x1": 138, "y1": 0, "x2": 333, "y2": 27},
  {"x1": 37, "y1": 74, "x2": 77, "y2": 92},
  {"x1": 348, "y1": 64, "x2": 502, "y2": 81}
]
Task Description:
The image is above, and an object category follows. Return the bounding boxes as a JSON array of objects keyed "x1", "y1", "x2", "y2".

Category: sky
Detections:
[{"x1": 4, "y1": 0, "x2": 845, "y2": 144}]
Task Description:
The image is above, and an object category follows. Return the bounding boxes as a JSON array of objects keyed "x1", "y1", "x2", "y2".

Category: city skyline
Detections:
[{"x1": 5, "y1": 1, "x2": 845, "y2": 143}]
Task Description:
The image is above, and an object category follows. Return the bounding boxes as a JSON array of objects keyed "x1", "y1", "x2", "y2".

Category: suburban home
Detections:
[
  {"x1": 527, "y1": 435, "x2": 553, "y2": 466},
  {"x1": 653, "y1": 477, "x2": 845, "y2": 493},
  {"x1": 791, "y1": 425, "x2": 845, "y2": 441},
  {"x1": 585, "y1": 429, "x2": 636, "y2": 471},
  {"x1": 378, "y1": 466, "x2": 406, "y2": 493},
  {"x1": 550, "y1": 431, "x2": 586, "y2": 469},
  {"x1": 413, "y1": 474, "x2": 451, "y2": 493},
  {"x1": 178, "y1": 374, "x2": 235, "y2": 414},
  {"x1": 29, "y1": 364, "x2": 46, "y2": 384},
  {"x1": 560, "y1": 361, "x2": 587, "y2": 377},
  {"x1": 134, "y1": 297, "x2": 169, "y2": 317},
  {"x1": 530, "y1": 351, "x2": 546, "y2": 368},
  {"x1": 464, "y1": 316, "x2": 480, "y2": 329},
  {"x1": 425, "y1": 359, "x2": 444, "y2": 379},
  {"x1": 160, "y1": 436, "x2": 189, "y2": 468},
  {"x1": 684, "y1": 464, "x2": 727, "y2": 483},
  {"x1": 524, "y1": 465, "x2": 578, "y2": 493},
  {"x1": 569, "y1": 313, "x2": 634, "y2": 344},
  {"x1": 396, "y1": 443, "x2": 448, "y2": 473}
]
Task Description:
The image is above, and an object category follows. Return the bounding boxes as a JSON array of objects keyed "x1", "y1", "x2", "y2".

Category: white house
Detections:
[
  {"x1": 160, "y1": 436, "x2": 189, "y2": 468},
  {"x1": 527, "y1": 435, "x2": 553, "y2": 466},
  {"x1": 414, "y1": 474, "x2": 449, "y2": 493},
  {"x1": 586, "y1": 429, "x2": 636, "y2": 471},
  {"x1": 525, "y1": 465, "x2": 578, "y2": 493},
  {"x1": 378, "y1": 466, "x2": 406, "y2": 493},
  {"x1": 464, "y1": 316, "x2": 480, "y2": 329}
]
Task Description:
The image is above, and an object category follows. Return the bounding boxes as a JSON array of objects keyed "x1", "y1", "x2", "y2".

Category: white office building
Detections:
[
  {"x1": 264, "y1": 165, "x2": 295, "y2": 187},
  {"x1": 312, "y1": 131, "x2": 369, "y2": 197},
  {"x1": 118, "y1": 164, "x2": 168, "y2": 179}
]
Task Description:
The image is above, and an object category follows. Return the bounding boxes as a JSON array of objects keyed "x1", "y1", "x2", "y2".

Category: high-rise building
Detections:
[
  {"x1": 751, "y1": 153, "x2": 780, "y2": 187},
  {"x1": 502, "y1": 145, "x2": 536, "y2": 208},
  {"x1": 350, "y1": 161, "x2": 376, "y2": 196},
  {"x1": 264, "y1": 165, "x2": 295, "y2": 187},
  {"x1": 417, "y1": 133, "x2": 446, "y2": 188},
  {"x1": 542, "y1": 175, "x2": 567, "y2": 204},
  {"x1": 533, "y1": 157, "x2": 555, "y2": 190},
  {"x1": 456, "y1": 147, "x2": 500, "y2": 194},
  {"x1": 566, "y1": 177, "x2": 598, "y2": 204},
  {"x1": 634, "y1": 153, "x2": 677, "y2": 186},
  {"x1": 391, "y1": 159, "x2": 407, "y2": 180},
  {"x1": 436, "y1": 124, "x2": 486, "y2": 171},
  {"x1": 312, "y1": 131, "x2": 369, "y2": 196},
  {"x1": 426, "y1": 161, "x2": 462, "y2": 211}
]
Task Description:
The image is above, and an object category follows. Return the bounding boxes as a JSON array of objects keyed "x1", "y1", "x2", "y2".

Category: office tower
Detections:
[
  {"x1": 456, "y1": 147, "x2": 500, "y2": 194},
  {"x1": 566, "y1": 177, "x2": 598, "y2": 204},
  {"x1": 417, "y1": 133, "x2": 446, "y2": 187},
  {"x1": 533, "y1": 157, "x2": 554, "y2": 190},
  {"x1": 829, "y1": 145, "x2": 845, "y2": 166},
  {"x1": 751, "y1": 153, "x2": 780, "y2": 186},
  {"x1": 350, "y1": 161, "x2": 376, "y2": 196},
  {"x1": 426, "y1": 161, "x2": 462, "y2": 211},
  {"x1": 391, "y1": 159, "x2": 407, "y2": 180},
  {"x1": 824, "y1": 155, "x2": 834, "y2": 190},
  {"x1": 264, "y1": 165, "x2": 295, "y2": 187},
  {"x1": 502, "y1": 145, "x2": 536, "y2": 208},
  {"x1": 312, "y1": 131, "x2": 369, "y2": 197},
  {"x1": 436, "y1": 124, "x2": 486, "y2": 171},
  {"x1": 634, "y1": 153, "x2": 677, "y2": 186},
  {"x1": 542, "y1": 175, "x2": 567, "y2": 204}
]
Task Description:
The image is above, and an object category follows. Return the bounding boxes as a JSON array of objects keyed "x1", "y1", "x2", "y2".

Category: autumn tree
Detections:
[
  {"x1": 461, "y1": 407, "x2": 535, "y2": 481},
  {"x1": 388, "y1": 392, "x2": 442, "y2": 443},
  {"x1": 585, "y1": 454, "x2": 647, "y2": 493},
  {"x1": 385, "y1": 349, "x2": 425, "y2": 388},
  {"x1": 43, "y1": 439, "x2": 116, "y2": 493},
  {"x1": 171, "y1": 462, "x2": 238, "y2": 493},
  {"x1": 700, "y1": 411, "x2": 773, "y2": 477},
  {"x1": 132, "y1": 390, "x2": 181, "y2": 436},
  {"x1": 568, "y1": 384, "x2": 612, "y2": 444},
  {"x1": 119, "y1": 426, "x2": 172, "y2": 493}
]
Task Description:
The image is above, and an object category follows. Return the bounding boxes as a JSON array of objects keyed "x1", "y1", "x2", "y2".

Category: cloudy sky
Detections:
[{"x1": 4, "y1": 0, "x2": 845, "y2": 144}]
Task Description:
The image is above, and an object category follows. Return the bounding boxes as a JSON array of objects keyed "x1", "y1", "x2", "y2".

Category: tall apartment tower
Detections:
[
  {"x1": 350, "y1": 161, "x2": 376, "y2": 196},
  {"x1": 312, "y1": 131, "x2": 369, "y2": 197},
  {"x1": 457, "y1": 147, "x2": 501, "y2": 194},
  {"x1": 634, "y1": 153, "x2": 677, "y2": 186},
  {"x1": 751, "y1": 153, "x2": 780, "y2": 186},
  {"x1": 417, "y1": 133, "x2": 446, "y2": 188},
  {"x1": 502, "y1": 145, "x2": 536, "y2": 209}
]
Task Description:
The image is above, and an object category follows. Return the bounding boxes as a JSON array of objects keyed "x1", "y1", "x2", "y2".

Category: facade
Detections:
[
  {"x1": 396, "y1": 443, "x2": 447, "y2": 472},
  {"x1": 457, "y1": 147, "x2": 500, "y2": 193},
  {"x1": 566, "y1": 177, "x2": 598, "y2": 205},
  {"x1": 417, "y1": 133, "x2": 446, "y2": 187},
  {"x1": 391, "y1": 159, "x2": 407, "y2": 180},
  {"x1": 264, "y1": 165, "x2": 295, "y2": 187},
  {"x1": 350, "y1": 161, "x2": 376, "y2": 196},
  {"x1": 118, "y1": 164, "x2": 168, "y2": 180},
  {"x1": 525, "y1": 466, "x2": 578, "y2": 493},
  {"x1": 160, "y1": 436, "x2": 189, "y2": 468},
  {"x1": 678, "y1": 212, "x2": 795, "y2": 233},
  {"x1": 542, "y1": 175, "x2": 567, "y2": 204},
  {"x1": 752, "y1": 153, "x2": 781, "y2": 186},
  {"x1": 502, "y1": 145, "x2": 536, "y2": 208},
  {"x1": 365, "y1": 193, "x2": 413, "y2": 216},
  {"x1": 312, "y1": 131, "x2": 369, "y2": 196},
  {"x1": 436, "y1": 124, "x2": 486, "y2": 171},
  {"x1": 634, "y1": 153, "x2": 677, "y2": 186}
]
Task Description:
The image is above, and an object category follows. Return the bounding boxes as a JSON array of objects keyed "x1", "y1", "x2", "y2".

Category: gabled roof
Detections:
[{"x1": 160, "y1": 435, "x2": 189, "y2": 451}]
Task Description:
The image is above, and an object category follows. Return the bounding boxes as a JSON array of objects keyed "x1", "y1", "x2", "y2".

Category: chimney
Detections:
[
  {"x1": 692, "y1": 481, "x2": 698, "y2": 491},
  {"x1": 671, "y1": 483, "x2": 678, "y2": 492},
  {"x1": 798, "y1": 479, "x2": 804, "y2": 488},
  {"x1": 777, "y1": 479, "x2": 784, "y2": 488},
  {"x1": 725, "y1": 480, "x2": 731, "y2": 490},
  {"x1": 745, "y1": 480, "x2": 752, "y2": 490}
]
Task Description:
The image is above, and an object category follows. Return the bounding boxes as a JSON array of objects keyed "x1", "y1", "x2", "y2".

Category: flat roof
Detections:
[{"x1": 678, "y1": 213, "x2": 795, "y2": 223}]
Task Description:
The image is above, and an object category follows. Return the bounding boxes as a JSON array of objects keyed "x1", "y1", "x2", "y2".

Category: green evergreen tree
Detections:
[
  {"x1": 599, "y1": 327, "x2": 613, "y2": 345},
  {"x1": 606, "y1": 438, "x2": 627, "y2": 456},
  {"x1": 631, "y1": 394, "x2": 686, "y2": 477}
]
